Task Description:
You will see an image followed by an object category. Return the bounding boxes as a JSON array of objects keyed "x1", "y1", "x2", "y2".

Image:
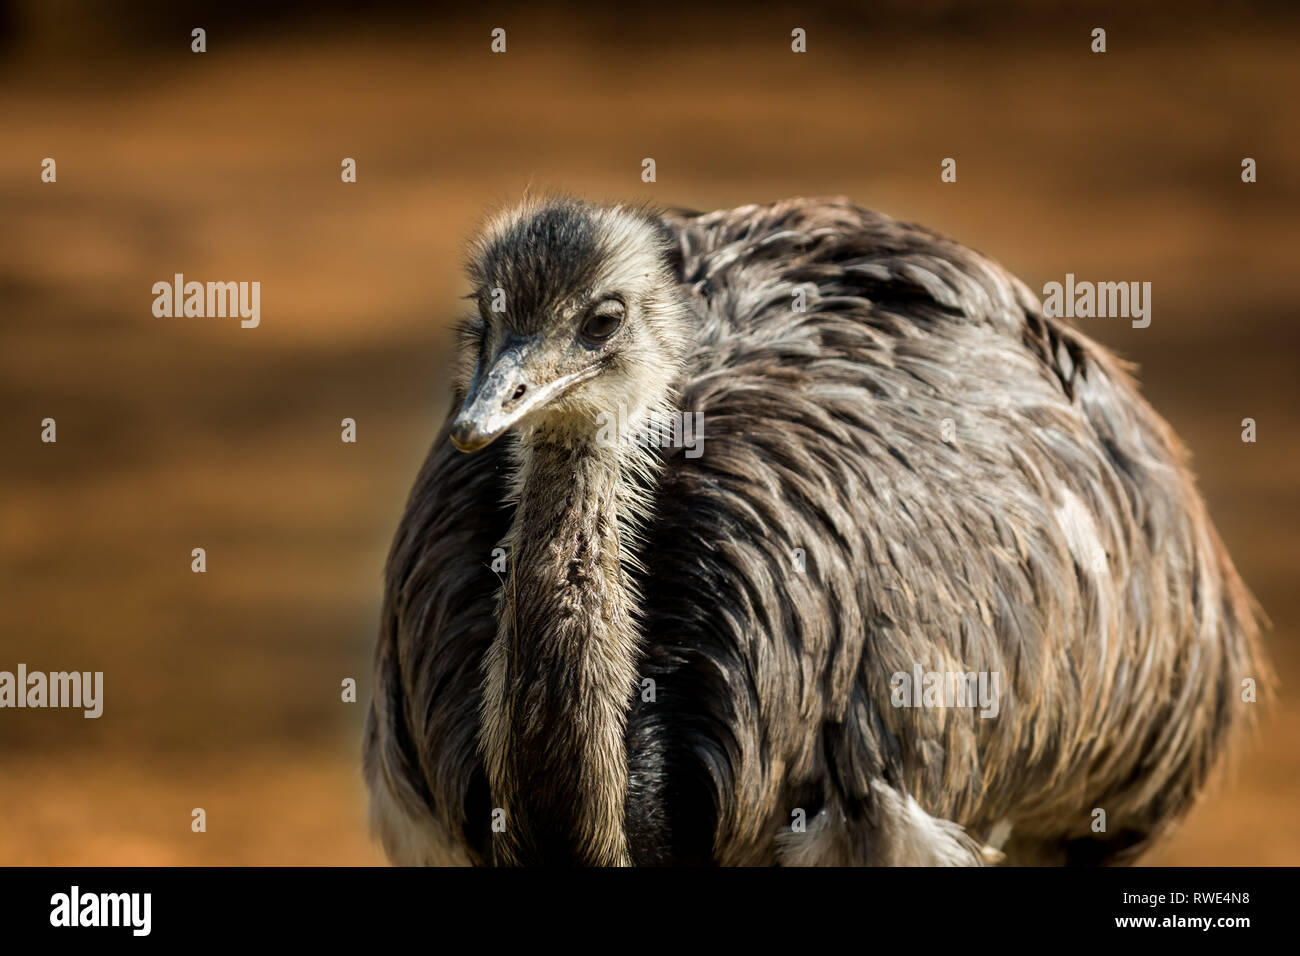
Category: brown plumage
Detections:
[{"x1": 363, "y1": 196, "x2": 1265, "y2": 866}]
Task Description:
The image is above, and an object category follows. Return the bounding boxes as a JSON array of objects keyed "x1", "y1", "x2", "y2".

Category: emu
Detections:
[{"x1": 364, "y1": 196, "x2": 1263, "y2": 866}]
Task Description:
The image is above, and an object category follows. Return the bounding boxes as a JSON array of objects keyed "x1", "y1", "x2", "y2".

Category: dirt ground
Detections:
[{"x1": 1, "y1": 8, "x2": 1297, "y2": 864}]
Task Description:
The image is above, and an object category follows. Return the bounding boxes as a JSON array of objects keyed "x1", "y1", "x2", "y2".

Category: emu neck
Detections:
[{"x1": 480, "y1": 433, "x2": 642, "y2": 866}]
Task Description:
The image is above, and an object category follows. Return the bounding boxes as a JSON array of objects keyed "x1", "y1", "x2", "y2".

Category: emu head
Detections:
[{"x1": 450, "y1": 198, "x2": 688, "y2": 453}]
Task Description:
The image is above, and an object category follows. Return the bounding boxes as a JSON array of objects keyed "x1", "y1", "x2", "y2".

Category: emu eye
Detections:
[{"x1": 580, "y1": 300, "x2": 624, "y2": 345}]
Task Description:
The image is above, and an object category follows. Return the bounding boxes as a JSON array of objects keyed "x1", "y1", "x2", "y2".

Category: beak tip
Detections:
[{"x1": 449, "y1": 420, "x2": 492, "y2": 453}]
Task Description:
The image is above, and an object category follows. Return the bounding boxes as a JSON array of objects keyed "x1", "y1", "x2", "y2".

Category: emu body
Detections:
[{"x1": 364, "y1": 197, "x2": 1262, "y2": 866}]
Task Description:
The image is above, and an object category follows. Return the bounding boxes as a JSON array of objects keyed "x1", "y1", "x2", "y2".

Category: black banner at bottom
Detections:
[{"x1": 0, "y1": 865, "x2": 1283, "y2": 942}]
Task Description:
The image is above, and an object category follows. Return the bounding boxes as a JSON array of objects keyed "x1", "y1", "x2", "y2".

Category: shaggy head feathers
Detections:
[{"x1": 459, "y1": 197, "x2": 691, "y2": 441}]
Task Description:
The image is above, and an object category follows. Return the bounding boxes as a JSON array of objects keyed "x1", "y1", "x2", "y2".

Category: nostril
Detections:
[{"x1": 508, "y1": 384, "x2": 527, "y2": 405}]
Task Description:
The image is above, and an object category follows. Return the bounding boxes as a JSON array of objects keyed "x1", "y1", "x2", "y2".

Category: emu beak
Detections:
[{"x1": 449, "y1": 345, "x2": 597, "y2": 453}]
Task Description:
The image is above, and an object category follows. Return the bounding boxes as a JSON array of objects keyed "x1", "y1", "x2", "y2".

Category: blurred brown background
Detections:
[{"x1": 0, "y1": 0, "x2": 1296, "y2": 864}]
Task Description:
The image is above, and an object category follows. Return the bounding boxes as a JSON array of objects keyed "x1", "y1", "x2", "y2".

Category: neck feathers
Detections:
[{"x1": 479, "y1": 422, "x2": 658, "y2": 866}]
